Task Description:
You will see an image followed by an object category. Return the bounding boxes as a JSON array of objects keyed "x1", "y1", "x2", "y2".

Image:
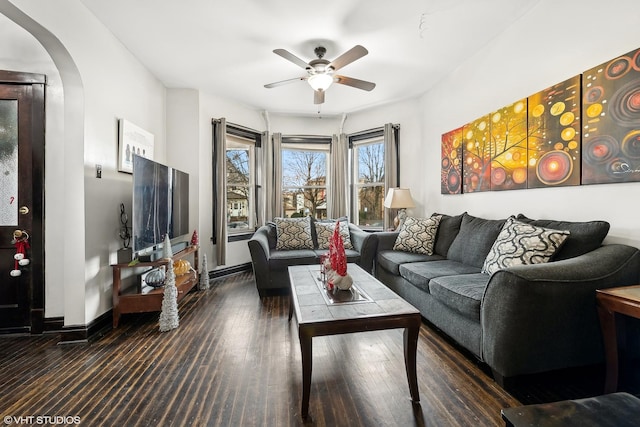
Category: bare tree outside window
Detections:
[
  {"x1": 282, "y1": 149, "x2": 328, "y2": 219},
  {"x1": 355, "y1": 141, "x2": 385, "y2": 228},
  {"x1": 226, "y1": 145, "x2": 252, "y2": 231}
]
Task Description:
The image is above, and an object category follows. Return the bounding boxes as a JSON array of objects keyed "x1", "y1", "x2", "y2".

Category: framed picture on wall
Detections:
[{"x1": 118, "y1": 118, "x2": 155, "y2": 173}]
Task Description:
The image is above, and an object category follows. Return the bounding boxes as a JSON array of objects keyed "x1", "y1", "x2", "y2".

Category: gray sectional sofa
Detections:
[
  {"x1": 374, "y1": 212, "x2": 640, "y2": 385},
  {"x1": 248, "y1": 219, "x2": 377, "y2": 296}
]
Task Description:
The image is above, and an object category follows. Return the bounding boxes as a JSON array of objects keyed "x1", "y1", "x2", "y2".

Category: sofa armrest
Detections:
[
  {"x1": 247, "y1": 226, "x2": 272, "y2": 291},
  {"x1": 481, "y1": 244, "x2": 640, "y2": 379},
  {"x1": 376, "y1": 231, "x2": 399, "y2": 251},
  {"x1": 349, "y1": 224, "x2": 378, "y2": 274}
]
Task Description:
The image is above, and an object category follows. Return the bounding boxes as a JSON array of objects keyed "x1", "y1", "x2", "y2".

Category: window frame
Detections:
[
  {"x1": 212, "y1": 122, "x2": 261, "y2": 243},
  {"x1": 280, "y1": 135, "x2": 331, "y2": 220},
  {"x1": 349, "y1": 128, "x2": 386, "y2": 231}
]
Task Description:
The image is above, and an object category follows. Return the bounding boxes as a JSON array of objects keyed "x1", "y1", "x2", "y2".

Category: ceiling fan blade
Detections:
[
  {"x1": 328, "y1": 45, "x2": 368, "y2": 71},
  {"x1": 273, "y1": 49, "x2": 309, "y2": 69},
  {"x1": 314, "y1": 90, "x2": 325, "y2": 104},
  {"x1": 335, "y1": 75, "x2": 376, "y2": 91},
  {"x1": 264, "y1": 76, "x2": 307, "y2": 88}
]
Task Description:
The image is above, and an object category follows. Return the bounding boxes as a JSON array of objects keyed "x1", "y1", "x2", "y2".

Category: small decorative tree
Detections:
[
  {"x1": 162, "y1": 234, "x2": 173, "y2": 259},
  {"x1": 199, "y1": 253, "x2": 210, "y2": 291},
  {"x1": 159, "y1": 262, "x2": 179, "y2": 332}
]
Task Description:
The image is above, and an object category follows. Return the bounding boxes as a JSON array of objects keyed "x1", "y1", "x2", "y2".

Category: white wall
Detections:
[{"x1": 416, "y1": 0, "x2": 640, "y2": 247}]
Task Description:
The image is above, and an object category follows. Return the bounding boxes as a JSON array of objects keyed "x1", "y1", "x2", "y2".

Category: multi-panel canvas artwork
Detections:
[
  {"x1": 582, "y1": 47, "x2": 640, "y2": 184},
  {"x1": 527, "y1": 76, "x2": 581, "y2": 188},
  {"x1": 441, "y1": 45, "x2": 640, "y2": 194}
]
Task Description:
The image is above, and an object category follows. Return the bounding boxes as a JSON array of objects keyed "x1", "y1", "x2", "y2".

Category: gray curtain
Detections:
[
  {"x1": 272, "y1": 132, "x2": 283, "y2": 218},
  {"x1": 329, "y1": 133, "x2": 349, "y2": 219},
  {"x1": 258, "y1": 131, "x2": 270, "y2": 225},
  {"x1": 384, "y1": 123, "x2": 399, "y2": 230},
  {"x1": 213, "y1": 118, "x2": 228, "y2": 266}
]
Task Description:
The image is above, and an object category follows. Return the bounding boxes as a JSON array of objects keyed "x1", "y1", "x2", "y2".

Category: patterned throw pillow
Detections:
[
  {"x1": 481, "y1": 216, "x2": 570, "y2": 275},
  {"x1": 274, "y1": 217, "x2": 314, "y2": 250},
  {"x1": 392, "y1": 216, "x2": 442, "y2": 255},
  {"x1": 315, "y1": 221, "x2": 353, "y2": 250}
]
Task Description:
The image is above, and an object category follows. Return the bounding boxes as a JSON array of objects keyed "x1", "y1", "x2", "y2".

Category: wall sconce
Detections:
[{"x1": 384, "y1": 188, "x2": 415, "y2": 230}]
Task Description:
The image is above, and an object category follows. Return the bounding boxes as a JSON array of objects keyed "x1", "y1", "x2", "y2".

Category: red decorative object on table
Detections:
[
  {"x1": 191, "y1": 229, "x2": 199, "y2": 246},
  {"x1": 327, "y1": 221, "x2": 352, "y2": 290}
]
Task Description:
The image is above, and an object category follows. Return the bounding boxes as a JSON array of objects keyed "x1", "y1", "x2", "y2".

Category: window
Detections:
[
  {"x1": 281, "y1": 138, "x2": 330, "y2": 219},
  {"x1": 351, "y1": 133, "x2": 386, "y2": 230},
  {"x1": 226, "y1": 134, "x2": 255, "y2": 233}
]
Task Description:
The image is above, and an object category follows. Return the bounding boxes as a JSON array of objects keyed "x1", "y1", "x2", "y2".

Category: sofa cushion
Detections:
[
  {"x1": 274, "y1": 217, "x2": 314, "y2": 250},
  {"x1": 377, "y1": 250, "x2": 445, "y2": 275},
  {"x1": 432, "y1": 212, "x2": 465, "y2": 257},
  {"x1": 399, "y1": 260, "x2": 481, "y2": 292},
  {"x1": 516, "y1": 214, "x2": 610, "y2": 260},
  {"x1": 393, "y1": 216, "x2": 442, "y2": 255},
  {"x1": 429, "y1": 273, "x2": 491, "y2": 320},
  {"x1": 314, "y1": 220, "x2": 353, "y2": 250},
  {"x1": 482, "y1": 216, "x2": 570, "y2": 275},
  {"x1": 447, "y1": 213, "x2": 506, "y2": 268},
  {"x1": 265, "y1": 222, "x2": 278, "y2": 249},
  {"x1": 269, "y1": 249, "x2": 318, "y2": 269}
]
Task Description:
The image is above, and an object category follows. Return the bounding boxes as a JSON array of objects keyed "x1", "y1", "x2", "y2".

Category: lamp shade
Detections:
[
  {"x1": 384, "y1": 188, "x2": 415, "y2": 209},
  {"x1": 308, "y1": 73, "x2": 334, "y2": 91}
]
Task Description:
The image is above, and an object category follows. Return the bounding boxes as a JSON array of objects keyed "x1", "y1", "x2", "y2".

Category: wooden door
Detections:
[{"x1": 0, "y1": 71, "x2": 45, "y2": 334}]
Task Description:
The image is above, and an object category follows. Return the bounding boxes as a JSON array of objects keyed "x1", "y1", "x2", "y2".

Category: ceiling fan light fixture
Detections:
[{"x1": 308, "y1": 73, "x2": 334, "y2": 91}]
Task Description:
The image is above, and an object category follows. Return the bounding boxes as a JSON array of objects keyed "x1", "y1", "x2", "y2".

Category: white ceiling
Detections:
[{"x1": 81, "y1": 0, "x2": 540, "y2": 117}]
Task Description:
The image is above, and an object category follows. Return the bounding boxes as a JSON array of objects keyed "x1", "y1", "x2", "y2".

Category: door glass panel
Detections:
[{"x1": 0, "y1": 100, "x2": 18, "y2": 226}]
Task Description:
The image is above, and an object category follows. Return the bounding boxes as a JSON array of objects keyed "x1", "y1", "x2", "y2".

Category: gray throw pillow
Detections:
[
  {"x1": 392, "y1": 216, "x2": 442, "y2": 255},
  {"x1": 516, "y1": 214, "x2": 609, "y2": 260},
  {"x1": 482, "y1": 216, "x2": 570, "y2": 275},
  {"x1": 447, "y1": 213, "x2": 506, "y2": 268},
  {"x1": 274, "y1": 217, "x2": 314, "y2": 250}
]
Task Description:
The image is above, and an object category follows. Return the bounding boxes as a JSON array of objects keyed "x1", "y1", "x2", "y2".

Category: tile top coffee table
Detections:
[
  {"x1": 288, "y1": 263, "x2": 421, "y2": 419},
  {"x1": 596, "y1": 285, "x2": 640, "y2": 393}
]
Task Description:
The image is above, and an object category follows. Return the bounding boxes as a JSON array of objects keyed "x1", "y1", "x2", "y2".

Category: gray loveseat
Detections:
[
  {"x1": 248, "y1": 218, "x2": 378, "y2": 296},
  {"x1": 374, "y1": 212, "x2": 640, "y2": 385}
]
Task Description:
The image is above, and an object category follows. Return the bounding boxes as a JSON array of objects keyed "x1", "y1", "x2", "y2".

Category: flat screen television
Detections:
[{"x1": 132, "y1": 154, "x2": 189, "y2": 255}]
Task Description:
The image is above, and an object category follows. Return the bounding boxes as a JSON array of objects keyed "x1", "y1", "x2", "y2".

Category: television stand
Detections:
[{"x1": 111, "y1": 245, "x2": 199, "y2": 328}]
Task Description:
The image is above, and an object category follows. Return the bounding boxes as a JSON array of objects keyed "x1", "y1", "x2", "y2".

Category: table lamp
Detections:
[{"x1": 384, "y1": 188, "x2": 415, "y2": 230}]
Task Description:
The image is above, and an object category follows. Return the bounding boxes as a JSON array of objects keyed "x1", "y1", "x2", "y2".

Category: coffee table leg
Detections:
[
  {"x1": 597, "y1": 303, "x2": 619, "y2": 393},
  {"x1": 288, "y1": 294, "x2": 293, "y2": 321},
  {"x1": 300, "y1": 328, "x2": 313, "y2": 418},
  {"x1": 404, "y1": 319, "x2": 420, "y2": 403}
]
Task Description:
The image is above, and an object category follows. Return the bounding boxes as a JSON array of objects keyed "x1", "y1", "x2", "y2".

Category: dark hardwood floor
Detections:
[{"x1": 0, "y1": 272, "x2": 637, "y2": 426}]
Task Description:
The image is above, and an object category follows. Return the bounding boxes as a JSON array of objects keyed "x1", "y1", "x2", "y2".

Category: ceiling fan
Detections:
[{"x1": 264, "y1": 45, "x2": 376, "y2": 104}]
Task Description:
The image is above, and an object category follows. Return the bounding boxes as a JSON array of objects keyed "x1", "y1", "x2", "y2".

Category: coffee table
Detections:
[
  {"x1": 596, "y1": 285, "x2": 640, "y2": 393},
  {"x1": 288, "y1": 263, "x2": 421, "y2": 418}
]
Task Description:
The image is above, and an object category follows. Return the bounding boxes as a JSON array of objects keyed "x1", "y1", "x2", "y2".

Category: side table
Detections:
[{"x1": 596, "y1": 285, "x2": 640, "y2": 393}]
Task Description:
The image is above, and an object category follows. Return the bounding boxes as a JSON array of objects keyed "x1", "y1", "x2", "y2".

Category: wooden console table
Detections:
[
  {"x1": 596, "y1": 285, "x2": 640, "y2": 393},
  {"x1": 112, "y1": 245, "x2": 199, "y2": 328}
]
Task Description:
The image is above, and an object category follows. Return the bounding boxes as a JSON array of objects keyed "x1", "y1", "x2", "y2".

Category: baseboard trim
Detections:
[
  {"x1": 58, "y1": 310, "x2": 112, "y2": 344},
  {"x1": 209, "y1": 262, "x2": 252, "y2": 279}
]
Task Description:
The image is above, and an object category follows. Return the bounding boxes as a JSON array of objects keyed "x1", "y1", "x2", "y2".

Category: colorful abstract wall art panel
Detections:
[
  {"x1": 462, "y1": 116, "x2": 492, "y2": 193},
  {"x1": 489, "y1": 99, "x2": 528, "y2": 191},
  {"x1": 441, "y1": 127, "x2": 463, "y2": 194},
  {"x1": 582, "y1": 47, "x2": 640, "y2": 184},
  {"x1": 527, "y1": 76, "x2": 581, "y2": 188}
]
